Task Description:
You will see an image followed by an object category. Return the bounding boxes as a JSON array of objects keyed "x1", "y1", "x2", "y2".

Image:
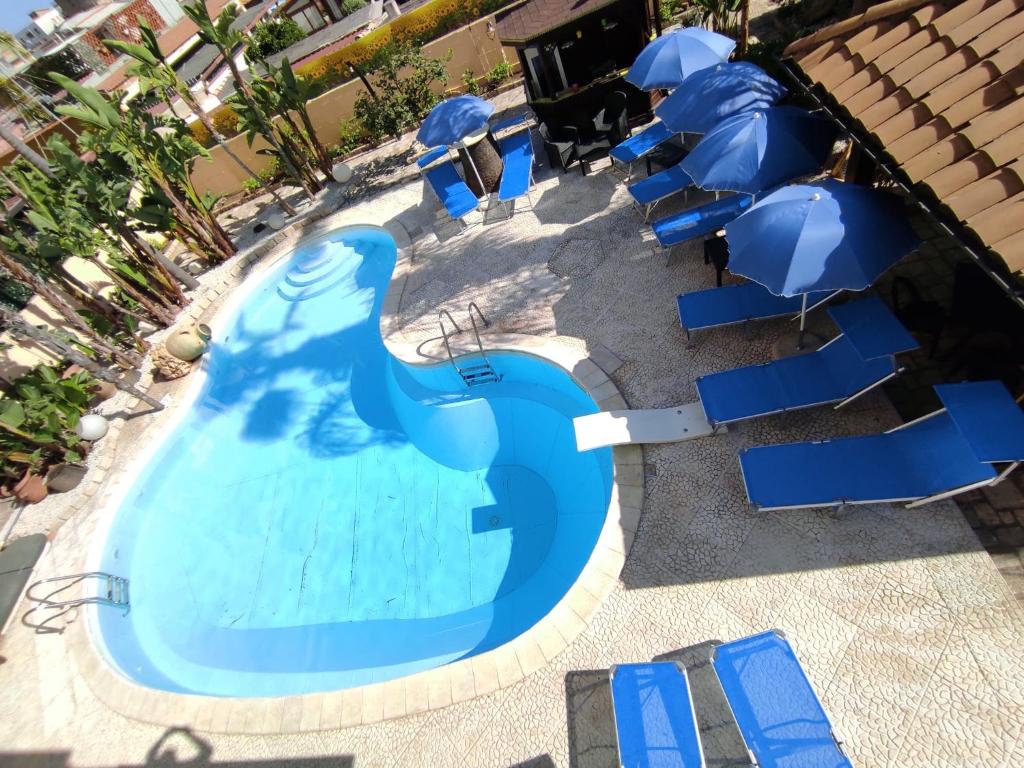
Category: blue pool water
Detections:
[{"x1": 96, "y1": 226, "x2": 612, "y2": 697}]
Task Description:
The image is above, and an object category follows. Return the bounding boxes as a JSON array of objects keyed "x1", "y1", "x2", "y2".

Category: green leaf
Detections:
[
  {"x1": 38, "y1": 366, "x2": 58, "y2": 384},
  {"x1": 103, "y1": 38, "x2": 159, "y2": 66},
  {"x1": 0, "y1": 400, "x2": 25, "y2": 428}
]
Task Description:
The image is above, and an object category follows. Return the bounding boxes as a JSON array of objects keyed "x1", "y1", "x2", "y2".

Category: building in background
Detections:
[{"x1": 15, "y1": 7, "x2": 65, "y2": 53}]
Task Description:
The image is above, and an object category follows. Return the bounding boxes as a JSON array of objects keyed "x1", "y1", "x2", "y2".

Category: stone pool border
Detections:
[{"x1": 62, "y1": 212, "x2": 642, "y2": 734}]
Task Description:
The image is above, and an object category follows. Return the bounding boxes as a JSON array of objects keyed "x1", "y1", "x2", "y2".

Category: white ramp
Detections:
[{"x1": 573, "y1": 402, "x2": 720, "y2": 451}]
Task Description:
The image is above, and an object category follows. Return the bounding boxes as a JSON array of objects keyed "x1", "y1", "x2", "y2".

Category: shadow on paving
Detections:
[
  {"x1": 0, "y1": 728, "x2": 354, "y2": 768},
  {"x1": 565, "y1": 642, "x2": 749, "y2": 768}
]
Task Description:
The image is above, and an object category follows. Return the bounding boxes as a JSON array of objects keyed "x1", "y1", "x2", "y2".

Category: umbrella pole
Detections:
[
  {"x1": 462, "y1": 145, "x2": 487, "y2": 198},
  {"x1": 797, "y1": 292, "x2": 808, "y2": 350}
]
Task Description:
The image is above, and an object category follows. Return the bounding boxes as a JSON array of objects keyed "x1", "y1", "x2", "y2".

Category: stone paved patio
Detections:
[{"x1": 2, "y1": 152, "x2": 1023, "y2": 768}]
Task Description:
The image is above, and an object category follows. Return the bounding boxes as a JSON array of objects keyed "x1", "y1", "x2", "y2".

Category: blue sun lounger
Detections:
[
  {"x1": 416, "y1": 145, "x2": 449, "y2": 169},
  {"x1": 713, "y1": 630, "x2": 853, "y2": 768},
  {"x1": 420, "y1": 158, "x2": 480, "y2": 229},
  {"x1": 497, "y1": 126, "x2": 535, "y2": 217},
  {"x1": 696, "y1": 296, "x2": 918, "y2": 428},
  {"x1": 652, "y1": 194, "x2": 753, "y2": 256},
  {"x1": 610, "y1": 120, "x2": 676, "y2": 176},
  {"x1": 629, "y1": 163, "x2": 695, "y2": 220},
  {"x1": 677, "y1": 282, "x2": 837, "y2": 339},
  {"x1": 611, "y1": 662, "x2": 705, "y2": 768},
  {"x1": 740, "y1": 380, "x2": 1024, "y2": 511}
]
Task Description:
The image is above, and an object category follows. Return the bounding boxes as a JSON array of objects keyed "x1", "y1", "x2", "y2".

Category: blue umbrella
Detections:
[
  {"x1": 681, "y1": 106, "x2": 836, "y2": 195},
  {"x1": 417, "y1": 95, "x2": 495, "y2": 148},
  {"x1": 725, "y1": 178, "x2": 920, "y2": 344},
  {"x1": 655, "y1": 62, "x2": 786, "y2": 134},
  {"x1": 625, "y1": 28, "x2": 736, "y2": 91}
]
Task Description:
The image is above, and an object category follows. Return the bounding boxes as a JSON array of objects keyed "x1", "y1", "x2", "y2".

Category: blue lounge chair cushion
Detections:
[
  {"x1": 416, "y1": 145, "x2": 449, "y2": 168},
  {"x1": 937, "y1": 381, "x2": 1024, "y2": 463},
  {"x1": 677, "y1": 282, "x2": 833, "y2": 333},
  {"x1": 697, "y1": 334, "x2": 897, "y2": 426},
  {"x1": 490, "y1": 114, "x2": 530, "y2": 134},
  {"x1": 498, "y1": 129, "x2": 534, "y2": 202},
  {"x1": 629, "y1": 164, "x2": 693, "y2": 206},
  {"x1": 827, "y1": 295, "x2": 918, "y2": 360},
  {"x1": 713, "y1": 631, "x2": 853, "y2": 768},
  {"x1": 610, "y1": 121, "x2": 676, "y2": 164},
  {"x1": 611, "y1": 662, "x2": 704, "y2": 768},
  {"x1": 739, "y1": 411, "x2": 998, "y2": 509},
  {"x1": 424, "y1": 161, "x2": 478, "y2": 221},
  {"x1": 653, "y1": 194, "x2": 753, "y2": 248}
]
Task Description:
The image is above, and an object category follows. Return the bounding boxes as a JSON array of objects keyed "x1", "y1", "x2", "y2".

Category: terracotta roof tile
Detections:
[
  {"x1": 966, "y1": 191, "x2": 1024, "y2": 243},
  {"x1": 495, "y1": 0, "x2": 619, "y2": 43},
  {"x1": 887, "y1": 117, "x2": 953, "y2": 160},
  {"x1": 902, "y1": 48, "x2": 977, "y2": 98},
  {"x1": 786, "y1": 0, "x2": 1024, "y2": 269},
  {"x1": 945, "y1": 167, "x2": 1023, "y2": 219},
  {"x1": 873, "y1": 102, "x2": 934, "y2": 143},
  {"x1": 923, "y1": 153, "x2": 996, "y2": 195}
]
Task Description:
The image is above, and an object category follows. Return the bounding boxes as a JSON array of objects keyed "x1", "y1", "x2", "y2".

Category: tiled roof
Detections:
[
  {"x1": 784, "y1": 0, "x2": 1024, "y2": 273},
  {"x1": 495, "y1": 0, "x2": 621, "y2": 43}
]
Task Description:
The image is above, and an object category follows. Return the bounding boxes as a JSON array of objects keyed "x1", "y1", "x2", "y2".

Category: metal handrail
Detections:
[
  {"x1": 438, "y1": 309, "x2": 463, "y2": 371},
  {"x1": 466, "y1": 302, "x2": 491, "y2": 364},
  {"x1": 27, "y1": 571, "x2": 130, "y2": 615}
]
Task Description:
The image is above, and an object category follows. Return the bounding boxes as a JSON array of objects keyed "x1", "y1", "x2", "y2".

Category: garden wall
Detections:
[{"x1": 189, "y1": 14, "x2": 519, "y2": 197}]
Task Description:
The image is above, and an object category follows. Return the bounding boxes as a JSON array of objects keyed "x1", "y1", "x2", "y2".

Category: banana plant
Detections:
[
  {"x1": 257, "y1": 56, "x2": 332, "y2": 178},
  {"x1": 183, "y1": 1, "x2": 317, "y2": 200},
  {"x1": 50, "y1": 71, "x2": 236, "y2": 263},
  {"x1": 104, "y1": 22, "x2": 297, "y2": 216}
]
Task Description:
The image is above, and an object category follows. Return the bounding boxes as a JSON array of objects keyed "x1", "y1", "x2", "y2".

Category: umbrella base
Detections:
[{"x1": 772, "y1": 330, "x2": 827, "y2": 359}]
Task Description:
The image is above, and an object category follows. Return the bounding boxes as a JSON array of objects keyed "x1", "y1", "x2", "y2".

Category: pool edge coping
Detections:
[{"x1": 62, "y1": 216, "x2": 642, "y2": 734}]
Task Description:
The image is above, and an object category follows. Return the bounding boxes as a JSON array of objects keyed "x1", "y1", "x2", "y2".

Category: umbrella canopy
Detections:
[
  {"x1": 655, "y1": 62, "x2": 786, "y2": 134},
  {"x1": 625, "y1": 27, "x2": 736, "y2": 91},
  {"x1": 724, "y1": 178, "x2": 920, "y2": 297},
  {"x1": 417, "y1": 95, "x2": 495, "y2": 148},
  {"x1": 681, "y1": 106, "x2": 836, "y2": 194}
]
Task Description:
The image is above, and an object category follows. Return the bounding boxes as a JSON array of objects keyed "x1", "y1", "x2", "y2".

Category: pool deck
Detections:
[{"x1": 1, "y1": 152, "x2": 1023, "y2": 768}]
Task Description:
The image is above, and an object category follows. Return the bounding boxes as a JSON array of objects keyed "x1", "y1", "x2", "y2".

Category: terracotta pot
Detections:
[
  {"x1": 165, "y1": 323, "x2": 212, "y2": 362},
  {"x1": 45, "y1": 463, "x2": 88, "y2": 493},
  {"x1": 89, "y1": 380, "x2": 117, "y2": 406},
  {"x1": 14, "y1": 472, "x2": 48, "y2": 504}
]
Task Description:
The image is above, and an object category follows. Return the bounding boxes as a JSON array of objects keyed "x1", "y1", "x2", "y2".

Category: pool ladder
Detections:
[
  {"x1": 439, "y1": 303, "x2": 501, "y2": 387},
  {"x1": 26, "y1": 571, "x2": 130, "y2": 615}
]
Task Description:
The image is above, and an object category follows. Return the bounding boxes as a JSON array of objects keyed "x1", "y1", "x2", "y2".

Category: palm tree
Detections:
[
  {"x1": 183, "y1": 1, "x2": 318, "y2": 200},
  {"x1": 104, "y1": 23, "x2": 298, "y2": 216}
]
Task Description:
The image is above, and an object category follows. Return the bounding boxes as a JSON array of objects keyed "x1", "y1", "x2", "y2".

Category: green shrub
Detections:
[
  {"x1": 0, "y1": 364, "x2": 95, "y2": 484},
  {"x1": 340, "y1": 0, "x2": 367, "y2": 14},
  {"x1": 462, "y1": 68, "x2": 479, "y2": 95},
  {"x1": 481, "y1": 60, "x2": 513, "y2": 91},
  {"x1": 660, "y1": 0, "x2": 685, "y2": 24},
  {"x1": 337, "y1": 118, "x2": 368, "y2": 154},
  {"x1": 354, "y1": 43, "x2": 450, "y2": 142},
  {"x1": 241, "y1": 177, "x2": 262, "y2": 195},
  {"x1": 246, "y1": 18, "x2": 307, "y2": 62}
]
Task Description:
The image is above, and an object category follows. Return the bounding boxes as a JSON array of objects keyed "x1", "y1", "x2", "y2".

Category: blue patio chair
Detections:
[
  {"x1": 696, "y1": 296, "x2": 918, "y2": 427},
  {"x1": 610, "y1": 662, "x2": 705, "y2": 768},
  {"x1": 416, "y1": 145, "x2": 450, "y2": 169},
  {"x1": 628, "y1": 162, "x2": 695, "y2": 221},
  {"x1": 677, "y1": 282, "x2": 837, "y2": 339},
  {"x1": 497, "y1": 126, "x2": 535, "y2": 218},
  {"x1": 490, "y1": 113, "x2": 530, "y2": 134},
  {"x1": 739, "y1": 380, "x2": 1024, "y2": 511},
  {"x1": 652, "y1": 194, "x2": 753, "y2": 258},
  {"x1": 420, "y1": 159, "x2": 480, "y2": 229},
  {"x1": 610, "y1": 120, "x2": 676, "y2": 177},
  {"x1": 713, "y1": 630, "x2": 853, "y2": 768}
]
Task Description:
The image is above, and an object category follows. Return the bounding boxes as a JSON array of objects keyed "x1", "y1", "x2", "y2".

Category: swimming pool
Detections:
[{"x1": 94, "y1": 226, "x2": 613, "y2": 697}]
